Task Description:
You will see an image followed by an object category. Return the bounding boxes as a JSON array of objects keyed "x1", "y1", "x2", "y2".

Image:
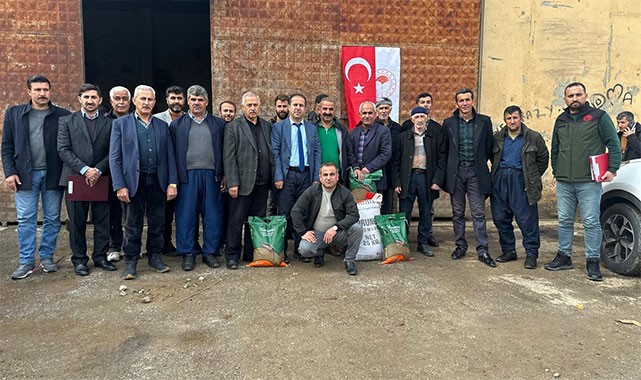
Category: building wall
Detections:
[
  {"x1": 0, "y1": 0, "x2": 84, "y2": 222},
  {"x1": 0, "y1": 0, "x2": 482, "y2": 222},
  {"x1": 479, "y1": 0, "x2": 641, "y2": 216},
  {"x1": 210, "y1": 0, "x2": 482, "y2": 123}
]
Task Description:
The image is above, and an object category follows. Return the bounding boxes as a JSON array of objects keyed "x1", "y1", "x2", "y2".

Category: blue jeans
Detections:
[
  {"x1": 556, "y1": 180, "x2": 602, "y2": 259},
  {"x1": 14, "y1": 170, "x2": 63, "y2": 264}
]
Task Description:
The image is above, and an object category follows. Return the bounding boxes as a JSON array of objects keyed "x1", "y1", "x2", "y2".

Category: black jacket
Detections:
[
  {"x1": 2, "y1": 101, "x2": 70, "y2": 190},
  {"x1": 291, "y1": 182, "x2": 360, "y2": 235},
  {"x1": 442, "y1": 108, "x2": 494, "y2": 196},
  {"x1": 393, "y1": 124, "x2": 447, "y2": 200},
  {"x1": 619, "y1": 122, "x2": 641, "y2": 161}
]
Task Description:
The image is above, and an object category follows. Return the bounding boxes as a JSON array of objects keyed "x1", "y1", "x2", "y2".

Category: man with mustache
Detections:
[
  {"x1": 154, "y1": 86, "x2": 186, "y2": 257},
  {"x1": 272, "y1": 93, "x2": 322, "y2": 262},
  {"x1": 170, "y1": 85, "x2": 226, "y2": 271},
  {"x1": 223, "y1": 92, "x2": 274, "y2": 269},
  {"x1": 490, "y1": 105, "x2": 549, "y2": 269},
  {"x1": 317, "y1": 97, "x2": 350, "y2": 185},
  {"x1": 442, "y1": 88, "x2": 496, "y2": 268},
  {"x1": 104, "y1": 86, "x2": 131, "y2": 262},
  {"x1": 375, "y1": 97, "x2": 404, "y2": 215},
  {"x1": 110, "y1": 85, "x2": 178, "y2": 280},
  {"x1": 57, "y1": 83, "x2": 116, "y2": 276},
  {"x1": 547, "y1": 82, "x2": 621, "y2": 281},
  {"x1": 2, "y1": 75, "x2": 70, "y2": 280},
  {"x1": 267, "y1": 94, "x2": 290, "y2": 216}
]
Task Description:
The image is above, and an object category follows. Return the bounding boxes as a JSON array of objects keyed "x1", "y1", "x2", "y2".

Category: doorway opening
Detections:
[{"x1": 82, "y1": 0, "x2": 211, "y2": 113}]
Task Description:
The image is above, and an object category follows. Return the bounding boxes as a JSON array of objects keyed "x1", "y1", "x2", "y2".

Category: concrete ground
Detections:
[{"x1": 0, "y1": 220, "x2": 640, "y2": 380}]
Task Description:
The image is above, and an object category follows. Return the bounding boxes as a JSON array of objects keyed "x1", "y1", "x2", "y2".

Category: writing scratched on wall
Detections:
[{"x1": 522, "y1": 83, "x2": 638, "y2": 121}]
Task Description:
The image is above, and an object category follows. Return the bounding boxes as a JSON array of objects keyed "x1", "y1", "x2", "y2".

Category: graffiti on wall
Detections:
[{"x1": 522, "y1": 82, "x2": 638, "y2": 121}]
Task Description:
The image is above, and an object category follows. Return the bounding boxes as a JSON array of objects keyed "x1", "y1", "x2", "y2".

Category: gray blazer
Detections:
[
  {"x1": 153, "y1": 109, "x2": 173, "y2": 126},
  {"x1": 57, "y1": 111, "x2": 112, "y2": 187},
  {"x1": 223, "y1": 116, "x2": 274, "y2": 196}
]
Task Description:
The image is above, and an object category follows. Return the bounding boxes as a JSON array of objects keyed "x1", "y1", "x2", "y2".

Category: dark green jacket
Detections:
[
  {"x1": 491, "y1": 123, "x2": 549, "y2": 204},
  {"x1": 551, "y1": 103, "x2": 621, "y2": 182}
]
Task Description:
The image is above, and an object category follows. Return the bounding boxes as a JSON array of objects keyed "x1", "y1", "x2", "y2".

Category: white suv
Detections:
[{"x1": 601, "y1": 158, "x2": 641, "y2": 276}]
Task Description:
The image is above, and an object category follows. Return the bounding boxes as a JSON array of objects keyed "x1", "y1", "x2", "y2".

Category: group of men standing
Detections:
[{"x1": 1, "y1": 75, "x2": 627, "y2": 282}]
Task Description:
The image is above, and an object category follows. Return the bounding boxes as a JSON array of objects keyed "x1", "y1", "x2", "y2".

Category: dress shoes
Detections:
[
  {"x1": 496, "y1": 251, "x2": 517, "y2": 263},
  {"x1": 417, "y1": 243, "x2": 434, "y2": 257},
  {"x1": 203, "y1": 255, "x2": 221, "y2": 268},
  {"x1": 314, "y1": 255, "x2": 325, "y2": 268},
  {"x1": 226, "y1": 259, "x2": 239, "y2": 270},
  {"x1": 94, "y1": 259, "x2": 117, "y2": 271},
  {"x1": 294, "y1": 252, "x2": 311, "y2": 263},
  {"x1": 162, "y1": 243, "x2": 180, "y2": 257},
  {"x1": 524, "y1": 254, "x2": 538, "y2": 269},
  {"x1": 182, "y1": 255, "x2": 195, "y2": 271},
  {"x1": 478, "y1": 253, "x2": 497, "y2": 268},
  {"x1": 345, "y1": 261, "x2": 357, "y2": 275},
  {"x1": 451, "y1": 248, "x2": 466, "y2": 260},
  {"x1": 426, "y1": 237, "x2": 439, "y2": 247},
  {"x1": 74, "y1": 263, "x2": 90, "y2": 276}
]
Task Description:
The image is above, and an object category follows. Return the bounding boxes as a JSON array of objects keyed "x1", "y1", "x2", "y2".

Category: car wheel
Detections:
[{"x1": 600, "y1": 203, "x2": 641, "y2": 276}]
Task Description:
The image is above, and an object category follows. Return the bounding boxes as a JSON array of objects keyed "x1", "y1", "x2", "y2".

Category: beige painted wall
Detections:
[{"x1": 479, "y1": 0, "x2": 641, "y2": 215}]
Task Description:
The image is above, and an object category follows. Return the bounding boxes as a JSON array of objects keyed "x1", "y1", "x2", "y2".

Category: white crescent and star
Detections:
[{"x1": 344, "y1": 57, "x2": 372, "y2": 94}]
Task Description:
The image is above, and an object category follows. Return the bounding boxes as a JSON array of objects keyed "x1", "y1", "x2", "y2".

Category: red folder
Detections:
[
  {"x1": 67, "y1": 175, "x2": 109, "y2": 202},
  {"x1": 589, "y1": 153, "x2": 609, "y2": 183}
]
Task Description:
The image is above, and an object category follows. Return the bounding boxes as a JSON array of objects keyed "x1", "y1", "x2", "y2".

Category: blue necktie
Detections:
[{"x1": 296, "y1": 123, "x2": 305, "y2": 171}]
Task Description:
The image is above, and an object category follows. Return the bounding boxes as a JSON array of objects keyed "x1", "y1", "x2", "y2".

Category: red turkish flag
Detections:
[{"x1": 341, "y1": 46, "x2": 376, "y2": 129}]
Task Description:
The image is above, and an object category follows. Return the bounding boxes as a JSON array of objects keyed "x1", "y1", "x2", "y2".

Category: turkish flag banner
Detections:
[
  {"x1": 342, "y1": 46, "x2": 401, "y2": 129},
  {"x1": 342, "y1": 46, "x2": 376, "y2": 129}
]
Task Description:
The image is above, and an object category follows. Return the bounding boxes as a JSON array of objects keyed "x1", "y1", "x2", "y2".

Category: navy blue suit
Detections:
[{"x1": 109, "y1": 113, "x2": 177, "y2": 259}]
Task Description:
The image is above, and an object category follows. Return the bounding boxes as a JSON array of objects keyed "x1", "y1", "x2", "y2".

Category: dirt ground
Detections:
[{"x1": 0, "y1": 220, "x2": 640, "y2": 380}]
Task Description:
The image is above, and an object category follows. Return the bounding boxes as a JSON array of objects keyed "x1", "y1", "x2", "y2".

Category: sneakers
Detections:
[
  {"x1": 148, "y1": 254, "x2": 170, "y2": 273},
  {"x1": 586, "y1": 258, "x2": 604, "y2": 282},
  {"x1": 11, "y1": 263, "x2": 35, "y2": 280},
  {"x1": 40, "y1": 257, "x2": 58, "y2": 273},
  {"x1": 107, "y1": 251, "x2": 122, "y2": 262},
  {"x1": 544, "y1": 252, "x2": 573, "y2": 271},
  {"x1": 345, "y1": 261, "x2": 357, "y2": 275},
  {"x1": 122, "y1": 259, "x2": 138, "y2": 280}
]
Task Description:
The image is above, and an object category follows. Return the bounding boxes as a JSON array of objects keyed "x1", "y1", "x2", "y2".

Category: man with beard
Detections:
[
  {"x1": 616, "y1": 111, "x2": 641, "y2": 161},
  {"x1": 317, "y1": 97, "x2": 350, "y2": 184},
  {"x1": 218, "y1": 100, "x2": 236, "y2": 123},
  {"x1": 490, "y1": 105, "x2": 549, "y2": 269},
  {"x1": 154, "y1": 86, "x2": 186, "y2": 257},
  {"x1": 2, "y1": 75, "x2": 70, "y2": 280},
  {"x1": 267, "y1": 94, "x2": 290, "y2": 215},
  {"x1": 272, "y1": 93, "x2": 322, "y2": 262},
  {"x1": 105, "y1": 86, "x2": 131, "y2": 262},
  {"x1": 110, "y1": 85, "x2": 178, "y2": 280},
  {"x1": 170, "y1": 85, "x2": 225, "y2": 271},
  {"x1": 547, "y1": 82, "x2": 621, "y2": 281},
  {"x1": 57, "y1": 83, "x2": 116, "y2": 276},
  {"x1": 306, "y1": 93, "x2": 328, "y2": 125},
  {"x1": 223, "y1": 92, "x2": 274, "y2": 269}
]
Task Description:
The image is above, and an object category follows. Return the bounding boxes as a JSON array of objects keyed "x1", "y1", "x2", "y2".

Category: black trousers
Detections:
[
  {"x1": 66, "y1": 196, "x2": 110, "y2": 266},
  {"x1": 123, "y1": 173, "x2": 165, "y2": 260},
  {"x1": 108, "y1": 177, "x2": 124, "y2": 251},
  {"x1": 226, "y1": 184, "x2": 269, "y2": 262}
]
